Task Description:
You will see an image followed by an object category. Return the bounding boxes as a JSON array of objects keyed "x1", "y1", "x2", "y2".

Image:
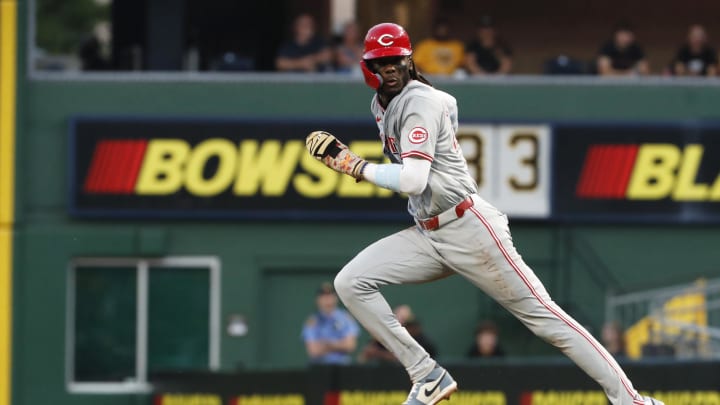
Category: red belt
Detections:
[{"x1": 416, "y1": 196, "x2": 474, "y2": 231}]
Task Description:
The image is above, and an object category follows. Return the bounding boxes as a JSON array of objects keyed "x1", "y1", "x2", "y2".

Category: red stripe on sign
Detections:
[
  {"x1": 83, "y1": 143, "x2": 100, "y2": 193},
  {"x1": 601, "y1": 145, "x2": 623, "y2": 198},
  {"x1": 577, "y1": 145, "x2": 639, "y2": 199},
  {"x1": 95, "y1": 141, "x2": 115, "y2": 193},
  {"x1": 593, "y1": 145, "x2": 613, "y2": 197},
  {"x1": 614, "y1": 145, "x2": 632, "y2": 197},
  {"x1": 84, "y1": 141, "x2": 110, "y2": 193},
  {"x1": 602, "y1": 145, "x2": 639, "y2": 199},
  {"x1": 114, "y1": 141, "x2": 133, "y2": 193},
  {"x1": 108, "y1": 141, "x2": 129, "y2": 192},
  {"x1": 576, "y1": 146, "x2": 601, "y2": 197},
  {"x1": 83, "y1": 140, "x2": 148, "y2": 194},
  {"x1": 615, "y1": 145, "x2": 639, "y2": 198},
  {"x1": 589, "y1": 145, "x2": 609, "y2": 197},
  {"x1": 577, "y1": 145, "x2": 606, "y2": 198},
  {"x1": 323, "y1": 391, "x2": 340, "y2": 405},
  {"x1": 124, "y1": 140, "x2": 148, "y2": 192}
]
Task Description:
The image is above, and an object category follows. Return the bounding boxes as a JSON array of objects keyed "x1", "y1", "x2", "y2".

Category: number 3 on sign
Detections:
[
  {"x1": 508, "y1": 133, "x2": 539, "y2": 191},
  {"x1": 455, "y1": 125, "x2": 550, "y2": 219}
]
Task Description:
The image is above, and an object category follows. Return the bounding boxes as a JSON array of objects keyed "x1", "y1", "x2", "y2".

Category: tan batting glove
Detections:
[{"x1": 306, "y1": 131, "x2": 368, "y2": 180}]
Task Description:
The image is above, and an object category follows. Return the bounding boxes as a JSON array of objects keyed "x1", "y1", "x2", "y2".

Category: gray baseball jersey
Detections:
[
  {"x1": 371, "y1": 80, "x2": 477, "y2": 219},
  {"x1": 332, "y1": 78, "x2": 650, "y2": 405}
]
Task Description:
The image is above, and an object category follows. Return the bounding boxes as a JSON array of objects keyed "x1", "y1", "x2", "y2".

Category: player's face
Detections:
[{"x1": 368, "y1": 56, "x2": 411, "y2": 97}]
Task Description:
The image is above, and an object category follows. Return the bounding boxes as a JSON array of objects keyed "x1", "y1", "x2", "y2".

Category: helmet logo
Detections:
[{"x1": 378, "y1": 34, "x2": 394, "y2": 46}]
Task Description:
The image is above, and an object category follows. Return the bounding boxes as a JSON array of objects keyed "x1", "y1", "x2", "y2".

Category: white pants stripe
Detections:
[{"x1": 468, "y1": 205, "x2": 644, "y2": 405}]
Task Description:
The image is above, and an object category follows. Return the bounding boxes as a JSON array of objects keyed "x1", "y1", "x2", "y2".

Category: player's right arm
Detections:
[
  {"x1": 306, "y1": 93, "x2": 439, "y2": 194},
  {"x1": 305, "y1": 133, "x2": 432, "y2": 195},
  {"x1": 306, "y1": 131, "x2": 432, "y2": 195},
  {"x1": 362, "y1": 158, "x2": 430, "y2": 195}
]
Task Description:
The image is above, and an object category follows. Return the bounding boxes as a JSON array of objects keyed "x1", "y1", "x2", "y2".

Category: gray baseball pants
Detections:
[{"x1": 334, "y1": 194, "x2": 645, "y2": 405}]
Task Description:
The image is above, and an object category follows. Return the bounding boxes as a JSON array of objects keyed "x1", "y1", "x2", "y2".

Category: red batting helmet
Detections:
[{"x1": 362, "y1": 23, "x2": 413, "y2": 60}]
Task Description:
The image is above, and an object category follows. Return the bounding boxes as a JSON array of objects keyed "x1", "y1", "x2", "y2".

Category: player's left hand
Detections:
[{"x1": 306, "y1": 130, "x2": 368, "y2": 180}]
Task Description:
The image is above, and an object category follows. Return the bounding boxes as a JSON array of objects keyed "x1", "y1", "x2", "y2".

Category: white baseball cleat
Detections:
[
  {"x1": 643, "y1": 396, "x2": 664, "y2": 405},
  {"x1": 402, "y1": 365, "x2": 458, "y2": 405}
]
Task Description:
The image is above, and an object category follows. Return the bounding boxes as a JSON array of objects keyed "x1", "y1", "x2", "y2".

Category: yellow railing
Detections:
[
  {"x1": 624, "y1": 280, "x2": 708, "y2": 359},
  {"x1": 0, "y1": 0, "x2": 16, "y2": 404}
]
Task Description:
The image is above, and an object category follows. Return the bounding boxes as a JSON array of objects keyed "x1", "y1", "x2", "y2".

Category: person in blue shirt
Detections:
[{"x1": 302, "y1": 282, "x2": 359, "y2": 364}]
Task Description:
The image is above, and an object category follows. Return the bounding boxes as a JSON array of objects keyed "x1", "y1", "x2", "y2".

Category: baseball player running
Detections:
[{"x1": 305, "y1": 22, "x2": 663, "y2": 405}]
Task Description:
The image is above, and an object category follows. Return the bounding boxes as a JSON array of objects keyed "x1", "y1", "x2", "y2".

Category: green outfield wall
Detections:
[{"x1": 13, "y1": 78, "x2": 720, "y2": 405}]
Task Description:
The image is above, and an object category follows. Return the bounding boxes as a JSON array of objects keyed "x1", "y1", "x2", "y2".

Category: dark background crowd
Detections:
[
  {"x1": 268, "y1": 13, "x2": 717, "y2": 77},
  {"x1": 35, "y1": 0, "x2": 720, "y2": 77}
]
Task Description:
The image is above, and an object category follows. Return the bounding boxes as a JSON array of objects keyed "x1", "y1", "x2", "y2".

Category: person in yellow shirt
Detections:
[{"x1": 413, "y1": 19, "x2": 465, "y2": 76}]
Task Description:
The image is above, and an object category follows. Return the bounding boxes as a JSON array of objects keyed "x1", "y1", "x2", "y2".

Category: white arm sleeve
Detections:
[{"x1": 362, "y1": 158, "x2": 431, "y2": 195}]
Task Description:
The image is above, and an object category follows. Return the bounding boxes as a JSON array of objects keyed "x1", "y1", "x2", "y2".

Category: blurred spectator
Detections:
[
  {"x1": 357, "y1": 305, "x2": 437, "y2": 363},
  {"x1": 78, "y1": 22, "x2": 112, "y2": 71},
  {"x1": 464, "y1": 16, "x2": 512, "y2": 75},
  {"x1": 543, "y1": 54, "x2": 588, "y2": 75},
  {"x1": 597, "y1": 22, "x2": 649, "y2": 76},
  {"x1": 357, "y1": 337, "x2": 396, "y2": 364},
  {"x1": 672, "y1": 24, "x2": 718, "y2": 77},
  {"x1": 600, "y1": 321, "x2": 627, "y2": 358},
  {"x1": 413, "y1": 19, "x2": 466, "y2": 76},
  {"x1": 467, "y1": 320, "x2": 505, "y2": 358},
  {"x1": 78, "y1": 36, "x2": 110, "y2": 71},
  {"x1": 405, "y1": 317, "x2": 438, "y2": 357},
  {"x1": 357, "y1": 305, "x2": 411, "y2": 364},
  {"x1": 641, "y1": 342, "x2": 676, "y2": 358},
  {"x1": 276, "y1": 13, "x2": 332, "y2": 72},
  {"x1": 334, "y1": 21, "x2": 364, "y2": 74},
  {"x1": 302, "y1": 282, "x2": 359, "y2": 365},
  {"x1": 213, "y1": 52, "x2": 255, "y2": 71},
  {"x1": 394, "y1": 304, "x2": 414, "y2": 325},
  {"x1": 640, "y1": 323, "x2": 675, "y2": 358}
]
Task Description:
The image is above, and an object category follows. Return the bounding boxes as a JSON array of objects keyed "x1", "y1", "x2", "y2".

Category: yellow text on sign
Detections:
[
  {"x1": 627, "y1": 144, "x2": 720, "y2": 201},
  {"x1": 135, "y1": 139, "x2": 393, "y2": 199}
]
